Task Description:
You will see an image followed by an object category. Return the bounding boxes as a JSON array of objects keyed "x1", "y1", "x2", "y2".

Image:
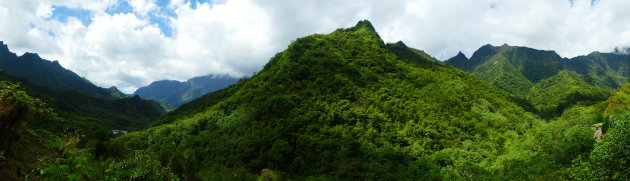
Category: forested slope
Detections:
[
  {"x1": 109, "y1": 20, "x2": 541, "y2": 180},
  {"x1": 446, "y1": 44, "x2": 630, "y2": 118},
  {"x1": 0, "y1": 72, "x2": 165, "y2": 136}
]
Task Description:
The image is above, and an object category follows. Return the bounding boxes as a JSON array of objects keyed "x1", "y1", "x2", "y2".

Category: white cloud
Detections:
[
  {"x1": 128, "y1": 0, "x2": 157, "y2": 16},
  {"x1": 1, "y1": 0, "x2": 630, "y2": 93}
]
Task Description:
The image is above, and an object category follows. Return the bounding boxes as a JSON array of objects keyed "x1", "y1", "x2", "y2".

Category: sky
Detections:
[{"x1": 1, "y1": 0, "x2": 629, "y2": 93}]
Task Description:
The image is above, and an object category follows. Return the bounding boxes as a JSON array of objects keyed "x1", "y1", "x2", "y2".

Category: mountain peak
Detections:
[
  {"x1": 455, "y1": 51, "x2": 467, "y2": 59},
  {"x1": 446, "y1": 51, "x2": 471, "y2": 70},
  {"x1": 337, "y1": 20, "x2": 380, "y2": 38},
  {"x1": 471, "y1": 44, "x2": 499, "y2": 60},
  {"x1": 354, "y1": 20, "x2": 376, "y2": 32},
  {"x1": 394, "y1": 41, "x2": 408, "y2": 47},
  {"x1": 21, "y1": 52, "x2": 42, "y2": 60},
  {"x1": 0, "y1": 41, "x2": 9, "y2": 53}
]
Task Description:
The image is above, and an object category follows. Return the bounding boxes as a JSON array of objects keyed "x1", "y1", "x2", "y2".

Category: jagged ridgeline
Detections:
[
  {"x1": 0, "y1": 41, "x2": 168, "y2": 135},
  {"x1": 134, "y1": 75, "x2": 240, "y2": 108},
  {"x1": 0, "y1": 72, "x2": 165, "y2": 136},
  {"x1": 110, "y1": 20, "x2": 537, "y2": 179},
  {"x1": 446, "y1": 44, "x2": 626, "y2": 117},
  {"x1": 0, "y1": 42, "x2": 128, "y2": 100}
]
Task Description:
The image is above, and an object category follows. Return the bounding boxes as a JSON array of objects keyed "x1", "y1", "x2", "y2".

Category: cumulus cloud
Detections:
[
  {"x1": 128, "y1": 0, "x2": 157, "y2": 16},
  {"x1": 0, "y1": 0, "x2": 629, "y2": 93}
]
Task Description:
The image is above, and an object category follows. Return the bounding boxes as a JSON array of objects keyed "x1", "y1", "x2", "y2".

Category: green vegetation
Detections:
[
  {"x1": 0, "y1": 80, "x2": 63, "y2": 179},
  {"x1": 109, "y1": 21, "x2": 549, "y2": 179},
  {"x1": 1, "y1": 20, "x2": 629, "y2": 180},
  {"x1": 604, "y1": 82, "x2": 630, "y2": 115},
  {"x1": 0, "y1": 80, "x2": 176, "y2": 180},
  {"x1": 525, "y1": 70, "x2": 609, "y2": 117},
  {"x1": 0, "y1": 72, "x2": 165, "y2": 136},
  {"x1": 446, "y1": 44, "x2": 624, "y2": 118},
  {"x1": 0, "y1": 42, "x2": 128, "y2": 99},
  {"x1": 568, "y1": 52, "x2": 630, "y2": 88},
  {"x1": 474, "y1": 54, "x2": 534, "y2": 95},
  {"x1": 569, "y1": 87, "x2": 630, "y2": 180}
]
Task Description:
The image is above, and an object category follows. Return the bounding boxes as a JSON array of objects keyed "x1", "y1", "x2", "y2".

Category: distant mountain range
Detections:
[
  {"x1": 0, "y1": 42, "x2": 166, "y2": 134},
  {"x1": 446, "y1": 44, "x2": 630, "y2": 117},
  {"x1": 134, "y1": 75, "x2": 240, "y2": 107},
  {"x1": 0, "y1": 41, "x2": 128, "y2": 99},
  {"x1": 447, "y1": 44, "x2": 630, "y2": 90}
]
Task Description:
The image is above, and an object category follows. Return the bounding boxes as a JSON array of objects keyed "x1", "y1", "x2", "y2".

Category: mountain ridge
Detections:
[
  {"x1": 446, "y1": 43, "x2": 629, "y2": 117},
  {"x1": 0, "y1": 41, "x2": 128, "y2": 99},
  {"x1": 110, "y1": 20, "x2": 540, "y2": 179},
  {"x1": 134, "y1": 74, "x2": 240, "y2": 107}
]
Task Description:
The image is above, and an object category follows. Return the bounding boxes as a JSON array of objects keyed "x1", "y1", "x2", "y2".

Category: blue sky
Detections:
[
  {"x1": 47, "y1": 0, "x2": 220, "y2": 37},
  {"x1": 1, "y1": 0, "x2": 629, "y2": 93}
]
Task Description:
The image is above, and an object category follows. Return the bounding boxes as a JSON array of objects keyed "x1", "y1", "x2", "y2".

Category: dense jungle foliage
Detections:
[
  {"x1": 446, "y1": 44, "x2": 630, "y2": 118},
  {"x1": 0, "y1": 72, "x2": 165, "y2": 136},
  {"x1": 104, "y1": 21, "x2": 629, "y2": 180},
  {"x1": 1, "y1": 20, "x2": 628, "y2": 180}
]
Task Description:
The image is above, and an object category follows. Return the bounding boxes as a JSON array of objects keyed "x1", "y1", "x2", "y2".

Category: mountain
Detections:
[
  {"x1": 566, "y1": 51, "x2": 630, "y2": 88},
  {"x1": 109, "y1": 20, "x2": 545, "y2": 180},
  {"x1": 2, "y1": 20, "x2": 626, "y2": 180},
  {"x1": 0, "y1": 41, "x2": 127, "y2": 99},
  {"x1": 447, "y1": 44, "x2": 564, "y2": 90},
  {"x1": 446, "y1": 44, "x2": 629, "y2": 117},
  {"x1": 134, "y1": 75, "x2": 239, "y2": 107},
  {"x1": 568, "y1": 82, "x2": 630, "y2": 180},
  {"x1": 0, "y1": 67, "x2": 169, "y2": 179},
  {"x1": 0, "y1": 71, "x2": 165, "y2": 134},
  {"x1": 448, "y1": 44, "x2": 630, "y2": 91},
  {"x1": 525, "y1": 70, "x2": 608, "y2": 117}
]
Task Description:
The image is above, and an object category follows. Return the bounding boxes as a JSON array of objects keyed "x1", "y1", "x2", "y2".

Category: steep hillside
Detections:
[
  {"x1": 0, "y1": 72, "x2": 165, "y2": 135},
  {"x1": 0, "y1": 42, "x2": 127, "y2": 99},
  {"x1": 134, "y1": 75, "x2": 239, "y2": 107},
  {"x1": 525, "y1": 70, "x2": 609, "y2": 117},
  {"x1": 447, "y1": 44, "x2": 630, "y2": 92},
  {"x1": 472, "y1": 53, "x2": 534, "y2": 95},
  {"x1": 0, "y1": 79, "x2": 175, "y2": 180},
  {"x1": 110, "y1": 20, "x2": 538, "y2": 180},
  {"x1": 567, "y1": 52, "x2": 630, "y2": 88},
  {"x1": 604, "y1": 82, "x2": 630, "y2": 115},
  {"x1": 446, "y1": 44, "x2": 629, "y2": 117},
  {"x1": 569, "y1": 83, "x2": 630, "y2": 180},
  {"x1": 0, "y1": 80, "x2": 63, "y2": 179},
  {"x1": 447, "y1": 44, "x2": 565, "y2": 90}
]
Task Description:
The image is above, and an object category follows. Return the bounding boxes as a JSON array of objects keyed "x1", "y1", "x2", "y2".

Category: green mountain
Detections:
[
  {"x1": 447, "y1": 44, "x2": 564, "y2": 91},
  {"x1": 134, "y1": 75, "x2": 239, "y2": 107},
  {"x1": 0, "y1": 41, "x2": 168, "y2": 134},
  {"x1": 566, "y1": 51, "x2": 630, "y2": 88},
  {"x1": 108, "y1": 20, "x2": 543, "y2": 180},
  {"x1": 0, "y1": 41, "x2": 127, "y2": 99},
  {"x1": 0, "y1": 77, "x2": 174, "y2": 180},
  {"x1": 2, "y1": 20, "x2": 628, "y2": 180},
  {"x1": 604, "y1": 82, "x2": 630, "y2": 115},
  {"x1": 569, "y1": 83, "x2": 630, "y2": 180},
  {"x1": 0, "y1": 72, "x2": 165, "y2": 135},
  {"x1": 0, "y1": 50, "x2": 168, "y2": 179},
  {"x1": 446, "y1": 44, "x2": 629, "y2": 117},
  {"x1": 526, "y1": 70, "x2": 608, "y2": 117}
]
